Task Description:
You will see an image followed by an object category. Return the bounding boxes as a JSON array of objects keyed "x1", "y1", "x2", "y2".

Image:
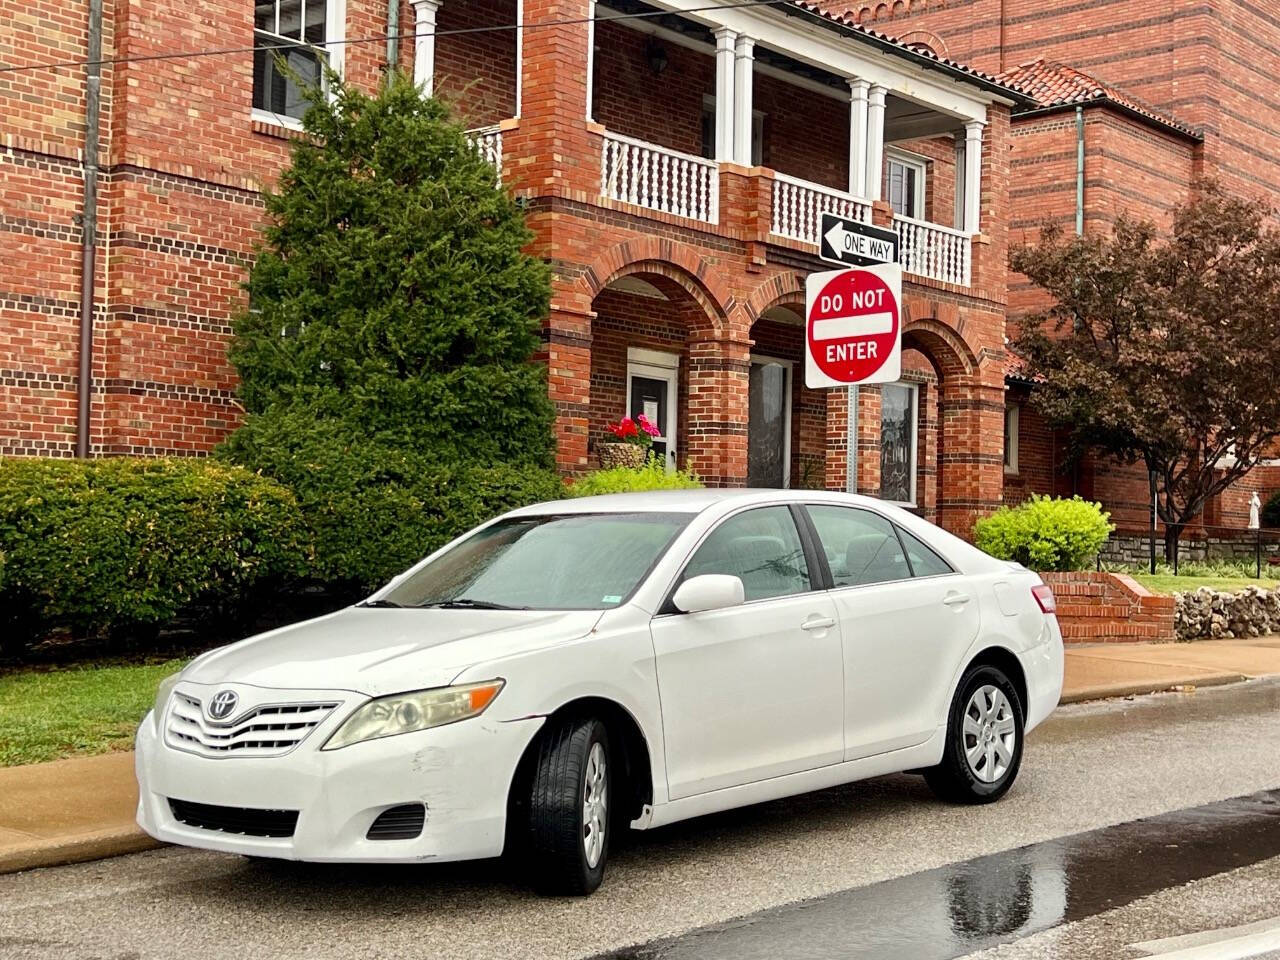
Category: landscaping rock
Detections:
[{"x1": 1174, "y1": 585, "x2": 1280, "y2": 640}]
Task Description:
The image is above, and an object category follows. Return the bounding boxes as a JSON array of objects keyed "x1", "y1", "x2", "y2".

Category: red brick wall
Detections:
[
  {"x1": 1042, "y1": 572, "x2": 1175, "y2": 643},
  {"x1": 436, "y1": 0, "x2": 518, "y2": 128}
]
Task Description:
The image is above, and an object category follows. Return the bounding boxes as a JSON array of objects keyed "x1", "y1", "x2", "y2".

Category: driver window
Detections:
[{"x1": 684, "y1": 506, "x2": 810, "y2": 602}]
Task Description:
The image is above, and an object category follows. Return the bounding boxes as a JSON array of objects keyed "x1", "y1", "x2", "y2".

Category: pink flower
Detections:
[{"x1": 636, "y1": 414, "x2": 660, "y2": 437}]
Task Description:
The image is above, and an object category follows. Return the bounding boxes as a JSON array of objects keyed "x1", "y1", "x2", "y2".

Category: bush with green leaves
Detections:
[
  {"x1": 973, "y1": 494, "x2": 1114, "y2": 572},
  {"x1": 1263, "y1": 490, "x2": 1280, "y2": 530},
  {"x1": 566, "y1": 459, "x2": 703, "y2": 498},
  {"x1": 0, "y1": 458, "x2": 309, "y2": 654}
]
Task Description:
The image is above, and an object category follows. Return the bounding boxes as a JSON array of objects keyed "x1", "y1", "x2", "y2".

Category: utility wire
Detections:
[{"x1": 0, "y1": 0, "x2": 805, "y2": 76}]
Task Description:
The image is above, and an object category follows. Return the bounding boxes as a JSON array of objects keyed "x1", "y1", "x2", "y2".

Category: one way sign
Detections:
[{"x1": 818, "y1": 212, "x2": 900, "y2": 268}]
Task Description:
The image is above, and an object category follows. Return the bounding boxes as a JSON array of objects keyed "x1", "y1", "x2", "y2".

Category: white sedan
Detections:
[{"x1": 136, "y1": 489, "x2": 1063, "y2": 895}]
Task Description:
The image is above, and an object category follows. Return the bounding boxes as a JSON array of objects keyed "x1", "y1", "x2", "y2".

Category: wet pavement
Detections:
[{"x1": 598, "y1": 791, "x2": 1280, "y2": 960}]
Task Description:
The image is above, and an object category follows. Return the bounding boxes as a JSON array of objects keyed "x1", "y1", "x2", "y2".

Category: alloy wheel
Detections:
[
  {"x1": 963, "y1": 684, "x2": 1017, "y2": 783},
  {"x1": 582, "y1": 742, "x2": 608, "y2": 868}
]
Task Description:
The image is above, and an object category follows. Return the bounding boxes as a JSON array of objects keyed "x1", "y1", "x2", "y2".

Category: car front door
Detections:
[
  {"x1": 801, "y1": 505, "x2": 981, "y2": 761},
  {"x1": 649, "y1": 504, "x2": 845, "y2": 800}
]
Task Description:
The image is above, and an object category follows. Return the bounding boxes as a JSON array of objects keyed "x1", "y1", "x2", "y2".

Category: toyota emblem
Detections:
[{"x1": 207, "y1": 690, "x2": 239, "y2": 721}]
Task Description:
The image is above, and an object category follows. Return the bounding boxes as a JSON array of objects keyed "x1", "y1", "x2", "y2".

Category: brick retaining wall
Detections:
[{"x1": 1041, "y1": 572, "x2": 1175, "y2": 644}]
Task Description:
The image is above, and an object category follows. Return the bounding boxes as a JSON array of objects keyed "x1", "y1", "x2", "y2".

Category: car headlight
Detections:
[
  {"x1": 321, "y1": 680, "x2": 505, "y2": 751},
  {"x1": 152, "y1": 672, "x2": 182, "y2": 733}
]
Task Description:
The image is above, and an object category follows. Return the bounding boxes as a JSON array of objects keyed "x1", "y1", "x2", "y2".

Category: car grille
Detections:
[
  {"x1": 165, "y1": 691, "x2": 339, "y2": 758},
  {"x1": 367, "y1": 804, "x2": 426, "y2": 840},
  {"x1": 169, "y1": 798, "x2": 299, "y2": 838}
]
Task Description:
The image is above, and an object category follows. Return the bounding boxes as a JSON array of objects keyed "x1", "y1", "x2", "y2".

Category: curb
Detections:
[
  {"x1": 1058, "y1": 672, "x2": 1247, "y2": 705},
  {"x1": 0, "y1": 827, "x2": 161, "y2": 875}
]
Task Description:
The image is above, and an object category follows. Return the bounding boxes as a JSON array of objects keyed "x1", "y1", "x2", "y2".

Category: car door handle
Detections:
[
  {"x1": 800, "y1": 616, "x2": 836, "y2": 631},
  {"x1": 942, "y1": 593, "x2": 972, "y2": 607}
]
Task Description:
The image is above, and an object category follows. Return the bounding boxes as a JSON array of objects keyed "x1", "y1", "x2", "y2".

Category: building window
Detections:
[
  {"x1": 1004, "y1": 403, "x2": 1020, "y2": 475},
  {"x1": 700, "y1": 96, "x2": 764, "y2": 165},
  {"x1": 886, "y1": 149, "x2": 927, "y2": 220},
  {"x1": 880, "y1": 382, "x2": 917, "y2": 505},
  {"x1": 253, "y1": 0, "x2": 341, "y2": 123}
]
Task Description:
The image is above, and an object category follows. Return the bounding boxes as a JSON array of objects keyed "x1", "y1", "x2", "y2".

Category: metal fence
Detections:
[{"x1": 1098, "y1": 523, "x2": 1280, "y2": 578}]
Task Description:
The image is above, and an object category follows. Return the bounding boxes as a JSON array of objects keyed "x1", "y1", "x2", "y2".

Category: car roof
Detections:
[{"x1": 509, "y1": 488, "x2": 902, "y2": 516}]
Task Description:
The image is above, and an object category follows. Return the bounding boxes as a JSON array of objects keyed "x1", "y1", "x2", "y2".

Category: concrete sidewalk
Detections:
[{"x1": 3, "y1": 638, "x2": 1279, "y2": 876}]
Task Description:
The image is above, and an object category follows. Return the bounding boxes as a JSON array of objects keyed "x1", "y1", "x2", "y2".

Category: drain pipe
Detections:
[
  {"x1": 1075, "y1": 105, "x2": 1085, "y2": 235},
  {"x1": 386, "y1": 0, "x2": 400, "y2": 75},
  {"x1": 76, "y1": 0, "x2": 104, "y2": 458}
]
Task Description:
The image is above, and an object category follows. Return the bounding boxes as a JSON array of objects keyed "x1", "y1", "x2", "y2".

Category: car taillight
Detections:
[{"x1": 1031, "y1": 584, "x2": 1056, "y2": 614}]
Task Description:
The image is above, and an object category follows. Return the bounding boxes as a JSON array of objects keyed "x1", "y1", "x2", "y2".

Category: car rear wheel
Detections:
[
  {"x1": 527, "y1": 716, "x2": 611, "y2": 895},
  {"x1": 925, "y1": 664, "x2": 1024, "y2": 804}
]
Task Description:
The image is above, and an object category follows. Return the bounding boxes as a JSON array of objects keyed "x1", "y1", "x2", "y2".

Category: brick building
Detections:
[
  {"x1": 6, "y1": 0, "x2": 1275, "y2": 544},
  {"x1": 842, "y1": 0, "x2": 1280, "y2": 539}
]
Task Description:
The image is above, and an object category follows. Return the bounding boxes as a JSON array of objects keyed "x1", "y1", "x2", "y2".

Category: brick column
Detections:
[
  {"x1": 688, "y1": 334, "x2": 750, "y2": 486},
  {"x1": 542, "y1": 301, "x2": 594, "y2": 475}
]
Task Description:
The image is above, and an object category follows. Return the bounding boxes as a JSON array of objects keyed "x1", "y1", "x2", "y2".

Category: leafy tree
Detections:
[
  {"x1": 1010, "y1": 183, "x2": 1280, "y2": 560},
  {"x1": 224, "y1": 71, "x2": 555, "y2": 467},
  {"x1": 221, "y1": 72, "x2": 559, "y2": 587}
]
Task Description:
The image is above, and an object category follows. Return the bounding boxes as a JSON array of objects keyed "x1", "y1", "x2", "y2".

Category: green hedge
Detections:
[
  {"x1": 973, "y1": 494, "x2": 1114, "y2": 572},
  {"x1": 566, "y1": 459, "x2": 704, "y2": 498},
  {"x1": 0, "y1": 458, "x2": 309, "y2": 653}
]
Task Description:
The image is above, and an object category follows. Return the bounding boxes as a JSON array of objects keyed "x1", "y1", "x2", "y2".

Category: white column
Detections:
[
  {"x1": 585, "y1": 0, "x2": 595, "y2": 120},
  {"x1": 964, "y1": 120, "x2": 984, "y2": 233},
  {"x1": 713, "y1": 27, "x2": 736, "y2": 163},
  {"x1": 865, "y1": 84, "x2": 887, "y2": 201},
  {"x1": 411, "y1": 0, "x2": 440, "y2": 93},
  {"x1": 514, "y1": 0, "x2": 523, "y2": 116},
  {"x1": 847, "y1": 78, "x2": 869, "y2": 198},
  {"x1": 733, "y1": 35, "x2": 755, "y2": 165}
]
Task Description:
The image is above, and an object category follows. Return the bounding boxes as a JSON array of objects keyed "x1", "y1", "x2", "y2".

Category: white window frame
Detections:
[
  {"x1": 749, "y1": 354, "x2": 793, "y2": 489},
  {"x1": 1004, "y1": 402, "x2": 1020, "y2": 475},
  {"x1": 885, "y1": 147, "x2": 927, "y2": 221},
  {"x1": 701, "y1": 94, "x2": 764, "y2": 166},
  {"x1": 879, "y1": 381, "x2": 918, "y2": 508},
  {"x1": 626, "y1": 347, "x2": 680, "y2": 472},
  {"x1": 252, "y1": 0, "x2": 346, "y2": 130}
]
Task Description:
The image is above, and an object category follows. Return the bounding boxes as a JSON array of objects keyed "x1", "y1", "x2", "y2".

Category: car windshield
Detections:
[{"x1": 376, "y1": 512, "x2": 694, "y2": 611}]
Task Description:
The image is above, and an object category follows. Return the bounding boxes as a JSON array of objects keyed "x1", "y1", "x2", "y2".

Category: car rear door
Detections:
[
  {"x1": 649, "y1": 504, "x2": 845, "y2": 800},
  {"x1": 800, "y1": 504, "x2": 980, "y2": 761}
]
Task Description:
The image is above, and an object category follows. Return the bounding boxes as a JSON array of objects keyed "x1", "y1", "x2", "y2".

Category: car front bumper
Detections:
[{"x1": 135, "y1": 704, "x2": 544, "y2": 864}]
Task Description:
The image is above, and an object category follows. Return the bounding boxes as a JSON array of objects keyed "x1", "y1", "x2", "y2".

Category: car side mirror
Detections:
[{"x1": 672, "y1": 574, "x2": 745, "y2": 614}]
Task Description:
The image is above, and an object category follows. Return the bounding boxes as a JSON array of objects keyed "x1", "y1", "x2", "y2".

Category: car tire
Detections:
[
  {"x1": 527, "y1": 716, "x2": 612, "y2": 896},
  {"x1": 925, "y1": 664, "x2": 1024, "y2": 805}
]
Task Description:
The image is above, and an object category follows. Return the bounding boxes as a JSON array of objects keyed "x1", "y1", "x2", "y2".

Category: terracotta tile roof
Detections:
[
  {"x1": 996, "y1": 59, "x2": 1200, "y2": 139},
  {"x1": 785, "y1": 2, "x2": 1034, "y2": 102}
]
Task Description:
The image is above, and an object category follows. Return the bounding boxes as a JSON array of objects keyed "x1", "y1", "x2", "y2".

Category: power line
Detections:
[{"x1": 0, "y1": 0, "x2": 803, "y2": 76}]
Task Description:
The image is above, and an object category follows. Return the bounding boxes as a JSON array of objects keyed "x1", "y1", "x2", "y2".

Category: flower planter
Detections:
[{"x1": 598, "y1": 442, "x2": 648, "y2": 470}]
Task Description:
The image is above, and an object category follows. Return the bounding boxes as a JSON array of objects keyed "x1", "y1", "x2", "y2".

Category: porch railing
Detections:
[
  {"x1": 893, "y1": 214, "x2": 971, "y2": 287},
  {"x1": 770, "y1": 173, "x2": 872, "y2": 245},
  {"x1": 600, "y1": 131, "x2": 719, "y2": 223},
  {"x1": 468, "y1": 125, "x2": 503, "y2": 180}
]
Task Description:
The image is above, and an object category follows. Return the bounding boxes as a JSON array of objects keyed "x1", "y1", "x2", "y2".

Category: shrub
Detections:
[
  {"x1": 566, "y1": 459, "x2": 704, "y2": 498},
  {"x1": 221, "y1": 423, "x2": 563, "y2": 591},
  {"x1": 1263, "y1": 490, "x2": 1280, "y2": 529},
  {"x1": 973, "y1": 494, "x2": 1114, "y2": 572},
  {"x1": 0, "y1": 458, "x2": 309, "y2": 654}
]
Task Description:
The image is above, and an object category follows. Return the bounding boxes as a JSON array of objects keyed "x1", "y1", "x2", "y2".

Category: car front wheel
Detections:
[
  {"x1": 527, "y1": 716, "x2": 611, "y2": 895},
  {"x1": 925, "y1": 664, "x2": 1024, "y2": 804}
]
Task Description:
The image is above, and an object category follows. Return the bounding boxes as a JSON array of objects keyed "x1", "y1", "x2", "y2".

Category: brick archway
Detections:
[{"x1": 745, "y1": 271, "x2": 807, "y2": 321}]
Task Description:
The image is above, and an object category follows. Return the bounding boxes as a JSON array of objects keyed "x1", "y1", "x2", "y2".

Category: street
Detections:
[{"x1": 3, "y1": 679, "x2": 1280, "y2": 960}]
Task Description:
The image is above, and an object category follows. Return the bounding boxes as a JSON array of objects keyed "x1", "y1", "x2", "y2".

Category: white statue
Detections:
[{"x1": 1249, "y1": 491, "x2": 1261, "y2": 530}]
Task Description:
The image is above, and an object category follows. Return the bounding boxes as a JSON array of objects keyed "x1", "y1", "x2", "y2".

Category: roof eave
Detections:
[{"x1": 1012, "y1": 97, "x2": 1203, "y2": 143}]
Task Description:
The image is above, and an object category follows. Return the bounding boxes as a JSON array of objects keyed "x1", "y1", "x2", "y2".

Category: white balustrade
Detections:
[
  {"x1": 600, "y1": 131, "x2": 719, "y2": 223},
  {"x1": 770, "y1": 173, "x2": 871, "y2": 245},
  {"x1": 893, "y1": 214, "x2": 972, "y2": 286},
  {"x1": 468, "y1": 125, "x2": 503, "y2": 181}
]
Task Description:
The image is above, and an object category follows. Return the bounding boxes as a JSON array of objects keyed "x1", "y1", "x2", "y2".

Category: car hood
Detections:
[{"x1": 182, "y1": 606, "x2": 605, "y2": 697}]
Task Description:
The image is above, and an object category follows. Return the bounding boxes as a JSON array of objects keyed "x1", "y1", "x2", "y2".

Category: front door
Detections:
[
  {"x1": 627, "y1": 350, "x2": 678, "y2": 470},
  {"x1": 748, "y1": 357, "x2": 792, "y2": 487},
  {"x1": 649, "y1": 504, "x2": 845, "y2": 799}
]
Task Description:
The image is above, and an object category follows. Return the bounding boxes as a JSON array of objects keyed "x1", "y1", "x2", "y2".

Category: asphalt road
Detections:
[{"x1": 2, "y1": 679, "x2": 1280, "y2": 960}]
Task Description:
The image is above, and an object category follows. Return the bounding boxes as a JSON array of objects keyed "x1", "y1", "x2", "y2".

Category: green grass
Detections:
[
  {"x1": 1129, "y1": 573, "x2": 1280, "y2": 595},
  {"x1": 0, "y1": 659, "x2": 188, "y2": 767}
]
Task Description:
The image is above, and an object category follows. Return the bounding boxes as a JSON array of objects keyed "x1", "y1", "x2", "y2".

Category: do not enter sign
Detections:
[{"x1": 805, "y1": 263, "x2": 902, "y2": 388}]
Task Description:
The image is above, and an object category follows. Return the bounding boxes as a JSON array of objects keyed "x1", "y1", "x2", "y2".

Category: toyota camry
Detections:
[{"x1": 136, "y1": 489, "x2": 1064, "y2": 895}]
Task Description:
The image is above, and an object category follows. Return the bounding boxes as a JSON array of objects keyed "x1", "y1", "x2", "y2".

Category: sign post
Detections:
[{"x1": 805, "y1": 262, "x2": 903, "y2": 389}]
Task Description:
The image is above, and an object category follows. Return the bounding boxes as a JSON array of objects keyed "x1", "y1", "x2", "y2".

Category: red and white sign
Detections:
[{"x1": 805, "y1": 263, "x2": 902, "y2": 388}]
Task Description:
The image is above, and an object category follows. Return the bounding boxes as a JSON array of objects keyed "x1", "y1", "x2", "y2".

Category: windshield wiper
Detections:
[
  {"x1": 423, "y1": 598, "x2": 530, "y2": 610},
  {"x1": 358, "y1": 599, "x2": 409, "y2": 608}
]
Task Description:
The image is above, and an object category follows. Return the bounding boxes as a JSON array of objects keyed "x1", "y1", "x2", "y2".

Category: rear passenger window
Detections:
[
  {"x1": 684, "y1": 506, "x2": 810, "y2": 602},
  {"x1": 896, "y1": 526, "x2": 954, "y2": 577},
  {"x1": 807, "y1": 505, "x2": 910, "y2": 586}
]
